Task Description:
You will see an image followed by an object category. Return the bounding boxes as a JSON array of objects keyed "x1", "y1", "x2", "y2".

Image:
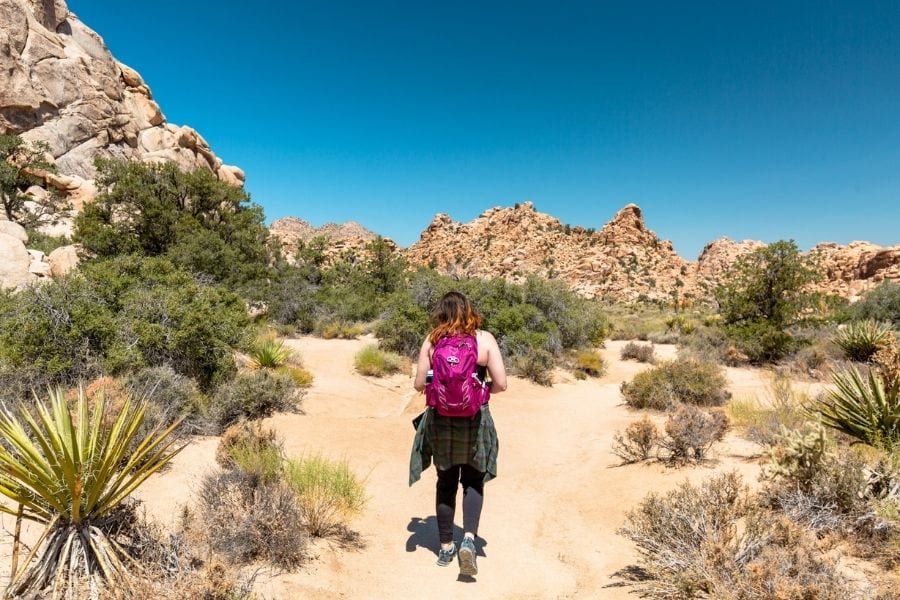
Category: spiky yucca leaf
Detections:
[
  {"x1": 0, "y1": 387, "x2": 183, "y2": 597},
  {"x1": 834, "y1": 320, "x2": 893, "y2": 362},
  {"x1": 814, "y1": 365, "x2": 900, "y2": 446},
  {"x1": 249, "y1": 338, "x2": 293, "y2": 369}
]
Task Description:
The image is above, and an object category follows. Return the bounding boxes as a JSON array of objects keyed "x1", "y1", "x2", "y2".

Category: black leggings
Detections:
[{"x1": 436, "y1": 464, "x2": 485, "y2": 544}]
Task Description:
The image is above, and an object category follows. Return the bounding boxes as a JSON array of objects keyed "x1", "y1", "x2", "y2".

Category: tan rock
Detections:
[
  {"x1": 0, "y1": 221, "x2": 28, "y2": 243},
  {"x1": 0, "y1": 232, "x2": 35, "y2": 289},
  {"x1": 48, "y1": 244, "x2": 80, "y2": 277}
]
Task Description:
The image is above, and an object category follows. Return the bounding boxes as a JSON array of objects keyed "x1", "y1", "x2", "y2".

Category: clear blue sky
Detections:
[{"x1": 70, "y1": 1, "x2": 899, "y2": 258}]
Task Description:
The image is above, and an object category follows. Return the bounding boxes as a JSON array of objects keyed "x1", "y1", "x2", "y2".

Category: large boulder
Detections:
[
  {"x1": 0, "y1": 220, "x2": 28, "y2": 243},
  {"x1": 0, "y1": 232, "x2": 35, "y2": 289},
  {"x1": 48, "y1": 244, "x2": 79, "y2": 276}
]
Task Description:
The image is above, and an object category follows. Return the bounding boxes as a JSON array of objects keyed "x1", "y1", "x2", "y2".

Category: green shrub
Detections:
[
  {"x1": 574, "y1": 349, "x2": 606, "y2": 377},
  {"x1": 74, "y1": 159, "x2": 273, "y2": 289},
  {"x1": 850, "y1": 282, "x2": 900, "y2": 328},
  {"x1": 834, "y1": 320, "x2": 893, "y2": 362},
  {"x1": 209, "y1": 371, "x2": 301, "y2": 431},
  {"x1": 620, "y1": 341, "x2": 655, "y2": 363},
  {"x1": 374, "y1": 298, "x2": 430, "y2": 357},
  {"x1": 620, "y1": 358, "x2": 730, "y2": 410},
  {"x1": 814, "y1": 365, "x2": 900, "y2": 447},
  {"x1": 284, "y1": 455, "x2": 367, "y2": 537},
  {"x1": 354, "y1": 345, "x2": 403, "y2": 377},
  {"x1": 513, "y1": 348, "x2": 555, "y2": 385},
  {"x1": 0, "y1": 256, "x2": 249, "y2": 395},
  {"x1": 725, "y1": 319, "x2": 795, "y2": 364}
]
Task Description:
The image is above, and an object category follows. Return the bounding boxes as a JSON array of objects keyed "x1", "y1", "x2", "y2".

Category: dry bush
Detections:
[
  {"x1": 620, "y1": 358, "x2": 730, "y2": 410},
  {"x1": 611, "y1": 416, "x2": 660, "y2": 463},
  {"x1": 619, "y1": 471, "x2": 856, "y2": 600},
  {"x1": 276, "y1": 364, "x2": 314, "y2": 387},
  {"x1": 215, "y1": 422, "x2": 283, "y2": 488},
  {"x1": 284, "y1": 455, "x2": 367, "y2": 537},
  {"x1": 660, "y1": 404, "x2": 730, "y2": 464},
  {"x1": 318, "y1": 320, "x2": 366, "y2": 339},
  {"x1": 198, "y1": 469, "x2": 308, "y2": 570},
  {"x1": 620, "y1": 341, "x2": 656, "y2": 363}
]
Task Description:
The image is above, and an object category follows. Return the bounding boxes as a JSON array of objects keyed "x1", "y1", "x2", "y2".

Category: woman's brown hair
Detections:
[{"x1": 428, "y1": 291, "x2": 482, "y2": 345}]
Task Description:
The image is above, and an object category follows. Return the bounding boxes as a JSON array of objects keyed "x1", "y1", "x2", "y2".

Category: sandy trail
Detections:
[
  {"x1": 0, "y1": 338, "x2": 774, "y2": 598},
  {"x1": 181, "y1": 338, "x2": 768, "y2": 599}
]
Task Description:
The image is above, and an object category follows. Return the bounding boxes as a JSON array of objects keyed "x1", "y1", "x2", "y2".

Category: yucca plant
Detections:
[
  {"x1": 249, "y1": 338, "x2": 293, "y2": 369},
  {"x1": 0, "y1": 387, "x2": 183, "y2": 598},
  {"x1": 814, "y1": 365, "x2": 900, "y2": 446},
  {"x1": 834, "y1": 320, "x2": 893, "y2": 362}
]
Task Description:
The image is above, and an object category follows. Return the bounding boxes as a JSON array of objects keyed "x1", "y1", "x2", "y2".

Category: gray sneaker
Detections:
[
  {"x1": 436, "y1": 542, "x2": 456, "y2": 567},
  {"x1": 458, "y1": 536, "x2": 478, "y2": 576}
]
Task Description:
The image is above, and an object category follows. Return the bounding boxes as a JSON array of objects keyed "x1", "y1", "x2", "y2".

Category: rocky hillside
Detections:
[
  {"x1": 0, "y1": 0, "x2": 242, "y2": 209},
  {"x1": 404, "y1": 202, "x2": 899, "y2": 303},
  {"x1": 269, "y1": 217, "x2": 397, "y2": 263},
  {"x1": 275, "y1": 202, "x2": 898, "y2": 304},
  {"x1": 0, "y1": 0, "x2": 242, "y2": 288}
]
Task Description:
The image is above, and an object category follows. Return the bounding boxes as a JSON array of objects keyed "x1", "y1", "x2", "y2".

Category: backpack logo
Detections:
[{"x1": 425, "y1": 334, "x2": 489, "y2": 418}]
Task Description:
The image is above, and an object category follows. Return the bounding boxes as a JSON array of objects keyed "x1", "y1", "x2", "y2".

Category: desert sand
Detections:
[{"x1": 0, "y1": 338, "x2": 783, "y2": 599}]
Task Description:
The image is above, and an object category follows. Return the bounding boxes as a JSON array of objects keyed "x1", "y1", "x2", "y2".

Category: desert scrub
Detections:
[
  {"x1": 126, "y1": 365, "x2": 206, "y2": 434},
  {"x1": 848, "y1": 281, "x2": 900, "y2": 328},
  {"x1": 574, "y1": 349, "x2": 606, "y2": 377},
  {"x1": 620, "y1": 357, "x2": 730, "y2": 410},
  {"x1": 216, "y1": 422, "x2": 284, "y2": 486},
  {"x1": 285, "y1": 455, "x2": 367, "y2": 537},
  {"x1": 276, "y1": 364, "x2": 315, "y2": 387},
  {"x1": 659, "y1": 404, "x2": 729, "y2": 464},
  {"x1": 209, "y1": 370, "x2": 302, "y2": 431},
  {"x1": 833, "y1": 320, "x2": 893, "y2": 363},
  {"x1": 620, "y1": 341, "x2": 655, "y2": 363},
  {"x1": 354, "y1": 344, "x2": 403, "y2": 376},
  {"x1": 318, "y1": 320, "x2": 366, "y2": 339},
  {"x1": 725, "y1": 376, "x2": 809, "y2": 446},
  {"x1": 611, "y1": 416, "x2": 660, "y2": 463},
  {"x1": 199, "y1": 470, "x2": 308, "y2": 570},
  {"x1": 618, "y1": 471, "x2": 855, "y2": 600},
  {"x1": 513, "y1": 347, "x2": 555, "y2": 385}
]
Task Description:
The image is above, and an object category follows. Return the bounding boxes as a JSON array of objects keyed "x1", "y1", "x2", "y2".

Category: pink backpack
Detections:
[{"x1": 426, "y1": 333, "x2": 490, "y2": 418}]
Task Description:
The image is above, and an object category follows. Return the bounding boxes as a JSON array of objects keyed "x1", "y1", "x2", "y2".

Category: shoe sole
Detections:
[{"x1": 458, "y1": 546, "x2": 477, "y2": 576}]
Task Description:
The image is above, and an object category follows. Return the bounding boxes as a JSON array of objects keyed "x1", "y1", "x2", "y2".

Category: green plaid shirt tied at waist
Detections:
[{"x1": 408, "y1": 405, "x2": 499, "y2": 486}]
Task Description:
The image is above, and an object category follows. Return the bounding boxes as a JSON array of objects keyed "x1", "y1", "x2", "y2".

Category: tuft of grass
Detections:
[
  {"x1": 249, "y1": 337, "x2": 293, "y2": 369},
  {"x1": 354, "y1": 345, "x2": 403, "y2": 377},
  {"x1": 575, "y1": 349, "x2": 607, "y2": 377},
  {"x1": 284, "y1": 455, "x2": 367, "y2": 537},
  {"x1": 277, "y1": 365, "x2": 315, "y2": 387},
  {"x1": 726, "y1": 376, "x2": 809, "y2": 446}
]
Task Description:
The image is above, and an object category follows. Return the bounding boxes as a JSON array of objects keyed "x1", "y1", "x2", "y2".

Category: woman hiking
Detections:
[{"x1": 409, "y1": 291, "x2": 507, "y2": 577}]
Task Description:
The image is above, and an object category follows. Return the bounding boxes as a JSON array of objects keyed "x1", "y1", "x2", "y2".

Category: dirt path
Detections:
[{"x1": 0, "y1": 338, "x2": 775, "y2": 598}]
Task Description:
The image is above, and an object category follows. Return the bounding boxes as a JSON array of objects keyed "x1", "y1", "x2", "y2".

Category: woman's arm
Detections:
[
  {"x1": 483, "y1": 332, "x2": 508, "y2": 393},
  {"x1": 413, "y1": 337, "x2": 433, "y2": 392}
]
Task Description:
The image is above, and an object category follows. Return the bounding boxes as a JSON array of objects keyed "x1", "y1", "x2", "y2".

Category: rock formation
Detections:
[
  {"x1": 270, "y1": 217, "x2": 397, "y2": 264},
  {"x1": 403, "y1": 202, "x2": 898, "y2": 303},
  {"x1": 0, "y1": 0, "x2": 243, "y2": 216}
]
